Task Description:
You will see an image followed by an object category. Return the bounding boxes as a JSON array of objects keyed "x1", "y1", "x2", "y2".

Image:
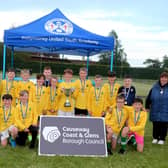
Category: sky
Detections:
[{"x1": 0, "y1": 0, "x2": 168, "y2": 67}]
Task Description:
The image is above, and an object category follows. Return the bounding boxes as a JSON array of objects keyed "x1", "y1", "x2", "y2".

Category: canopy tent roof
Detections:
[{"x1": 4, "y1": 8, "x2": 114, "y2": 56}]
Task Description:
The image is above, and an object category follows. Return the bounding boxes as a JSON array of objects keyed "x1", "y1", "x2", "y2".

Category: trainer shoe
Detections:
[
  {"x1": 107, "y1": 149, "x2": 113, "y2": 155},
  {"x1": 127, "y1": 134, "x2": 135, "y2": 145},
  {"x1": 37, "y1": 134, "x2": 40, "y2": 140},
  {"x1": 9, "y1": 137, "x2": 16, "y2": 148},
  {"x1": 28, "y1": 134, "x2": 32, "y2": 142},
  {"x1": 152, "y1": 139, "x2": 158, "y2": 144},
  {"x1": 158, "y1": 140, "x2": 164, "y2": 145},
  {"x1": 29, "y1": 143, "x2": 35, "y2": 149},
  {"x1": 118, "y1": 149, "x2": 126, "y2": 154}
]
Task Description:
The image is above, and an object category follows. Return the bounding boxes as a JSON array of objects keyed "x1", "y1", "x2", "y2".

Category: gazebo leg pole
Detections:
[
  {"x1": 86, "y1": 54, "x2": 89, "y2": 79},
  {"x1": 11, "y1": 47, "x2": 14, "y2": 68},
  {"x1": 110, "y1": 50, "x2": 113, "y2": 72},
  {"x1": 2, "y1": 44, "x2": 6, "y2": 79}
]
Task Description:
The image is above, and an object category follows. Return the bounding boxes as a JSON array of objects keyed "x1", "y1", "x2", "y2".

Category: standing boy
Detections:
[
  {"x1": 88, "y1": 75, "x2": 106, "y2": 117},
  {"x1": 32, "y1": 74, "x2": 48, "y2": 116},
  {"x1": 103, "y1": 71, "x2": 120, "y2": 111},
  {"x1": 43, "y1": 66, "x2": 52, "y2": 87},
  {"x1": 118, "y1": 75, "x2": 136, "y2": 106},
  {"x1": 46, "y1": 75, "x2": 60, "y2": 115},
  {"x1": 17, "y1": 69, "x2": 35, "y2": 102},
  {"x1": 0, "y1": 68, "x2": 18, "y2": 107},
  {"x1": 57, "y1": 69, "x2": 76, "y2": 116},
  {"x1": 74, "y1": 67, "x2": 92, "y2": 116}
]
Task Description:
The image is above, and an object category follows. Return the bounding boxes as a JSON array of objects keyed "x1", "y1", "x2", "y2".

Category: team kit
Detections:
[{"x1": 0, "y1": 66, "x2": 147, "y2": 155}]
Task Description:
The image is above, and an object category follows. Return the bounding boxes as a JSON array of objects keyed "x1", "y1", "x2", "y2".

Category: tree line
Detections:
[{"x1": 143, "y1": 55, "x2": 168, "y2": 69}]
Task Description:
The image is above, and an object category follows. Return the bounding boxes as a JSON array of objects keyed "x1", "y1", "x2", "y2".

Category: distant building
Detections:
[{"x1": 31, "y1": 53, "x2": 97, "y2": 65}]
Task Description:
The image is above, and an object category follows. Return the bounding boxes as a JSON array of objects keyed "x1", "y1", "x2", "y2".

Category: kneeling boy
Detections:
[
  {"x1": 0, "y1": 94, "x2": 18, "y2": 147},
  {"x1": 119, "y1": 98, "x2": 147, "y2": 154},
  {"x1": 105, "y1": 95, "x2": 129, "y2": 155},
  {"x1": 15, "y1": 90, "x2": 38, "y2": 149}
]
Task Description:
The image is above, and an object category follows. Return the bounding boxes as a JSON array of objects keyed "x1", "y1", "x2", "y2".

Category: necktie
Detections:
[{"x1": 46, "y1": 80, "x2": 49, "y2": 87}]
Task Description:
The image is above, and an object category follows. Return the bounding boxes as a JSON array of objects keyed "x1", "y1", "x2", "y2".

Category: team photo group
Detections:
[{"x1": 0, "y1": 66, "x2": 168, "y2": 155}]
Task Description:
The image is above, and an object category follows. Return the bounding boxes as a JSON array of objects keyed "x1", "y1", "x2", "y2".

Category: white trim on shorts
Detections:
[
  {"x1": 112, "y1": 133, "x2": 118, "y2": 140},
  {"x1": 57, "y1": 110, "x2": 74, "y2": 116},
  {"x1": 0, "y1": 125, "x2": 16, "y2": 141}
]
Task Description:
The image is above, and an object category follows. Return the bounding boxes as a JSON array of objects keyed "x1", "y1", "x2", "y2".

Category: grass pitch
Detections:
[
  {"x1": 0, "y1": 122, "x2": 167, "y2": 168},
  {"x1": 0, "y1": 78, "x2": 167, "y2": 168}
]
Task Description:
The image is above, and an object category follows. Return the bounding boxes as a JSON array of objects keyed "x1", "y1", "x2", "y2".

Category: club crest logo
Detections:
[
  {"x1": 42, "y1": 126, "x2": 61, "y2": 143},
  {"x1": 45, "y1": 18, "x2": 73, "y2": 35}
]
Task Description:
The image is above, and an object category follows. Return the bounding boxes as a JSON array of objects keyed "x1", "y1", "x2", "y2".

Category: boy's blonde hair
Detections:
[
  {"x1": 79, "y1": 67, "x2": 87, "y2": 72},
  {"x1": 64, "y1": 69, "x2": 73, "y2": 75},
  {"x1": 95, "y1": 74, "x2": 102, "y2": 79},
  {"x1": 19, "y1": 90, "x2": 29, "y2": 96},
  {"x1": 21, "y1": 69, "x2": 30, "y2": 74},
  {"x1": 43, "y1": 66, "x2": 52, "y2": 71},
  {"x1": 51, "y1": 75, "x2": 58, "y2": 80}
]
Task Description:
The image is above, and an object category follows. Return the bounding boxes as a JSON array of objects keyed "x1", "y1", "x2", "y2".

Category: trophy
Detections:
[{"x1": 64, "y1": 88, "x2": 71, "y2": 107}]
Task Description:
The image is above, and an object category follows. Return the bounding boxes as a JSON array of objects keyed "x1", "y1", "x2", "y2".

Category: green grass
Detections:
[
  {"x1": 0, "y1": 120, "x2": 167, "y2": 168},
  {"x1": 1, "y1": 77, "x2": 167, "y2": 168}
]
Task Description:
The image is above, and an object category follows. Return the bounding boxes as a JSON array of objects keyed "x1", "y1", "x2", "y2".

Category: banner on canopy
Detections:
[{"x1": 21, "y1": 36, "x2": 99, "y2": 45}]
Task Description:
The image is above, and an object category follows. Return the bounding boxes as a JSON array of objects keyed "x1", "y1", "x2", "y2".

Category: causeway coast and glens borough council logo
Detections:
[
  {"x1": 42, "y1": 126, "x2": 61, "y2": 143},
  {"x1": 45, "y1": 18, "x2": 73, "y2": 35}
]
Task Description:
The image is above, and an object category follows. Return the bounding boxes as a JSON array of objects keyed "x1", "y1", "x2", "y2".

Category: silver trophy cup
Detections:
[{"x1": 64, "y1": 88, "x2": 71, "y2": 107}]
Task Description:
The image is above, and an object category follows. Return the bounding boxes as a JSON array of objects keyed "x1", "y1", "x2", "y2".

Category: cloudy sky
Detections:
[{"x1": 0, "y1": 0, "x2": 168, "y2": 67}]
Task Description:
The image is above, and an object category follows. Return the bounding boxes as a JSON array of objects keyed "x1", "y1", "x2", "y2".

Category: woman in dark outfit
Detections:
[{"x1": 146, "y1": 72, "x2": 168, "y2": 145}]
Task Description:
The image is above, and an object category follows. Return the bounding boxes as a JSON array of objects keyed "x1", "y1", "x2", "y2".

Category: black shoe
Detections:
[
  {"x1": 29, "y1": 143, "x2": 35, "y2": 149},
  {"x1": 127, "y1": 139, "x2": 133, "y2": 145},
  {"x1": 108, "y1": 149, "x2": 113, "y2": 155},
  {"x1": 118, "y1": 149, "x2": 126, "y2": 154},
  {"x1": 127, "y1": 135, "x2": 134, "y2": 145}
]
